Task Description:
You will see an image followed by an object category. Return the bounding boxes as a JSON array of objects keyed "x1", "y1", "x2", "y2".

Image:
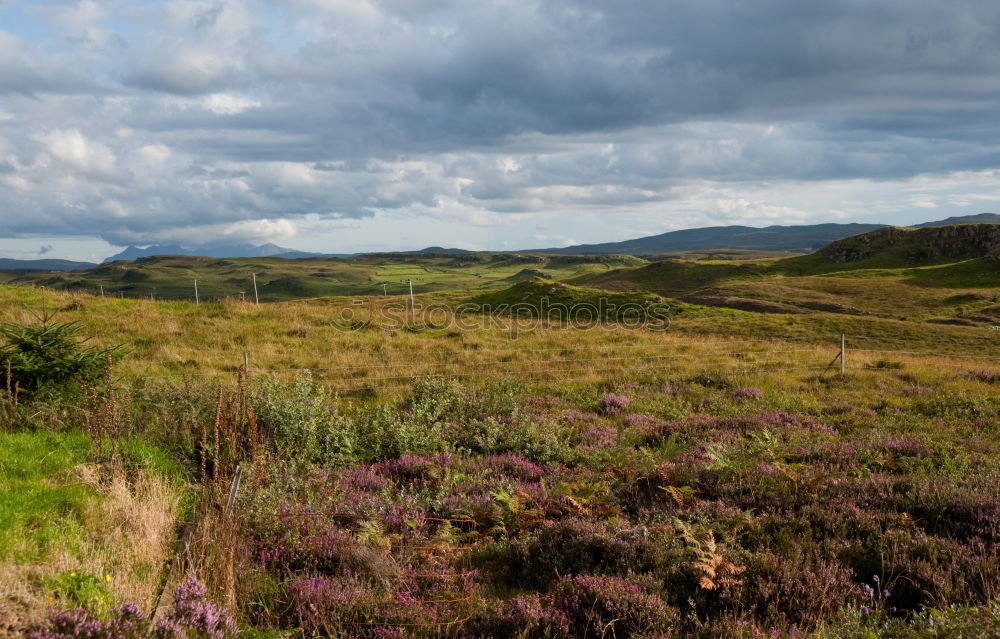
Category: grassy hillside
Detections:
[
  {"x1": 0, "y1": 279, "x2": 993, "y2": 390},
  {"x1": 569, "y1": 225, "x2": 1000, "y2": 323},
  {"x1": 0, "y1": 253, "x2": 645, "y2": 302}
]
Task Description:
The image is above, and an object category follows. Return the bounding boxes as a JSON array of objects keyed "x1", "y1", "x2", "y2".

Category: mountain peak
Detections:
[{"x1": 103, "y1": 241, "x2": 301, "y2": 262}]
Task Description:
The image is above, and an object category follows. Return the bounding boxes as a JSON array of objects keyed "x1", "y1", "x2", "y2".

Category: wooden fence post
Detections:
[{"x1": 841, "y1": 334, "x2": 846, "y2": 374}]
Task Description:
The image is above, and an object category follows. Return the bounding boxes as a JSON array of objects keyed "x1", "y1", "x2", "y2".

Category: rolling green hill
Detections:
[
  {"x1": 0, "y1": 253, "x2": 645, "y2": 302},
  {"x1": 1, "y1": 225, "x2": 997, "y2": 326},
  {"x1": 567, "y1": 224, "x2": 1000, "y2": 323}
]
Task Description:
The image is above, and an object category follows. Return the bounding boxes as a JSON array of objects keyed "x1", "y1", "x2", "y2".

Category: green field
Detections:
[{"x1": 0, "y1": 253, "x2": 646, "y2": 302}]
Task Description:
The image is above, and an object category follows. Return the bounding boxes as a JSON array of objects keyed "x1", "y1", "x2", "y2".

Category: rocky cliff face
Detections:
[{"x1": 821, "y1": 224, "x2": 1000, "y2": 263}]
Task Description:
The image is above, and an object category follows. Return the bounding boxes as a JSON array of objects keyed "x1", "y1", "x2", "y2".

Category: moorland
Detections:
[{"x1": 1, "y1": 223, "x2": 998, "y2": 638}]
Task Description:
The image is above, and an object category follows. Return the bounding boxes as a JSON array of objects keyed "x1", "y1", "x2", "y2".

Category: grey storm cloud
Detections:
[{"x1": 2, "y1": 0, "x2": 1000, "y2": 245}]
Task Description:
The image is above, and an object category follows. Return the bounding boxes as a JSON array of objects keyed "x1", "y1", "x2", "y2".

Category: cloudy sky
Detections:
[{"x1": 2, "y1": 0, "x2": 1000, "y2": 261}]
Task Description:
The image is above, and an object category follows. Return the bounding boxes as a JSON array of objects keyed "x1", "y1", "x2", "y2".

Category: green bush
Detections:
[
  {"x1": 353, "y1": 379, "x2": 572, "y2": 462},
  {"x1": 250, "y1": 371, "x2": 355, "y2": 464}
]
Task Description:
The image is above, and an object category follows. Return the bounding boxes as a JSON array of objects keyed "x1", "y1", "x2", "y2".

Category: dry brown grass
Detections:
[
  {"x1": 84, "y1": 467, "x2": 181, "y2": 607},
  {"x1": 0, "y1": 464, "x2": 182, "y2": 635},
  {"x1": 0, "y1": 283, "x2": 995, "y2": 406}
]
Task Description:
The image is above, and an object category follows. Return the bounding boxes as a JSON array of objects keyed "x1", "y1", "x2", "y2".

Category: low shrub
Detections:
[
  {"x1": 282, "y1": 574, "x2": 385, "y2": 635},
  {"x1": 467, "y1": 575, "x2": 677, "y2": 639},
  {"x1": 251, "y1": 371, "x2": 353, "y2": 464},
  {"x1": 549, "y1": 574, "x2": 677, "y2": 638},
  {"x1": 731, "y1": 387, "x2": 764, "y2": 400},
  {"x1": 508, "y1": 519, "x2": 667, "y2": 587},
  {"x1": 599, "y1": 393, "x2": 630, "y2": 415},
  {"x1": 737, "y1": 550, "x2": 863, "y2": 628}
]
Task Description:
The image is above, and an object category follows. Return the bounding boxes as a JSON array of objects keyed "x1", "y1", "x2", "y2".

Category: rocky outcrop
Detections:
[{"x1": 821, "y1": 224, "x2": 1000, "y2": 263}]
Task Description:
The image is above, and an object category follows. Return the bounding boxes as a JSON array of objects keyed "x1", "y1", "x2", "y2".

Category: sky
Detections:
[{"x1": 2, "y1": 0, "x2": 1000, "y2": 261}]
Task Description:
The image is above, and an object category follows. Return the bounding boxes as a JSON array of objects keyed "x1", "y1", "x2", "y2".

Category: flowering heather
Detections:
[
  {"x1": 598, "y1": 393, "x2": 630, "y2": 415},
  {"x1": 549, "y1": 574, "x2": 677, "y2": 638},
  {"x1": 468, "y1": 453, "x2": 547, "y2": 482},
  {"x1": 284, "y1": 574, "x2": 382, "y2": 634},
  {"x1": 154, "y1": 577, "x2": 235, "y2": 639},
  {"x1": 576, "y1": 423, "x2": 619, "y2": 449},
  {"x1": 509, "y1": 519, "x2": 662, "y2": 586},
  {"x1": 657, "y1": 412, "x2": 835, "y2": 442},
  {"x1": 337, "y1": 465, "x2": 389, "y2": 492},
  {"x1": 466, "y1": 593, "x2": 571, "y2": 638},
  {"x1": 873, "y1": 437, "x2": 933, "y2": 458},
  {"x1": 965, "y1": 370, "x2": 999, "y2": 384},
  {"x1": 374, "y1": 453, "x2": 452, "y2": 485},
  {"x1": 437, "y1": 491, "x2": 500, "y2": 529},
  {"x1": 28, "y1": 604, "x2": 145, "y2": 639},
  {"x1": 740, "y1": 551, "x2": 863, "y2": 627},
  {"x1": 559, "y1": 407, "x2": 600, "y2": 426},
  {"x1": 732, "y1": 386, "x2": 765, "y2": 400},
  {"x1": 30, "y1": 579, "x2": 234, "y2": 639},
  {"x1": 901, "y1": 385, "x2": 934, "y2": 396},
  {"x1": 624, "y1": 412, "x2": 670, "y2": 441},
  {"x1": 28, "y1": 351, "x2": 995, "y2": 638},
  {"x1": 391, "y1": 561, "x2": 480, "y2": 629},
  {"x1": 788, "y1": 441, "x2": 862, "y2": 470},
  {"x1": 468, "y1": 575, "x2": 675, "y2": 639},
  {"x1": 524, "y1": 394, "x2": 563, "y2": 411}
]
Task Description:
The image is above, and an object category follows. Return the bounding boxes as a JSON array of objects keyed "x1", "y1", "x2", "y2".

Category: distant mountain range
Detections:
[
  {"x1": 102, "y1": 241, "x2": 351, "y2": 262},
  {"x1": 912, "y1": 213, "x2": 1000, "y2": 227},
  {"x1": 529, "y1": 213, "x2": 1000, "y2": 255},
  {"x1": 1, "y1": 213, "x2": 998, "y2": 272},
  {"x1": 0, "y1": 258, "x2": 96, "y2": 271}
]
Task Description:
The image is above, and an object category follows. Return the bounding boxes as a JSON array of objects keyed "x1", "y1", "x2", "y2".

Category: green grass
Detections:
[
  {"x1": 0, "y1": 431, "x2": 94, "y2": 561},
  {"x1": 466, "y1": 278, "x2": 670, "y2": 317}
]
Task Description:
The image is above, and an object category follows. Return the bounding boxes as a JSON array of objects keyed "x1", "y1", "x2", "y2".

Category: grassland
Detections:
[
  {"x1": 0, "y1": 253, "x2": 646, "y2": 302},
  {"x1": 1, "y1": 225, "x2": 999, "y2": 637}
]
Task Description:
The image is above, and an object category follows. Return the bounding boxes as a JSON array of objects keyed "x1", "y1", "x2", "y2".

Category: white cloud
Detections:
[
  {"x1": 292, "y1": 0, "x2": 382, "y2": 24},
  {"x1": 221, "y1": 217, "x2": 298, "y2": 242},
  {"x1": 1, "y1": 173, "x2": 29, "y2": 192},
  {"x1": 134, "y1": 144, "x2": 171, "y2": 165},
  {"x1": 202, "y1": 93, "x2": 260, "y2": 114},
  {"x1": 39, "y1": 129, "x2": 116, "y2": 175}
]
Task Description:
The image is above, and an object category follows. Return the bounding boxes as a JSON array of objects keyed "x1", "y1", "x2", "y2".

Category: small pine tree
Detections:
[{"x1": 0, "y1": 313, "x2": 125, "y2": 399}]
